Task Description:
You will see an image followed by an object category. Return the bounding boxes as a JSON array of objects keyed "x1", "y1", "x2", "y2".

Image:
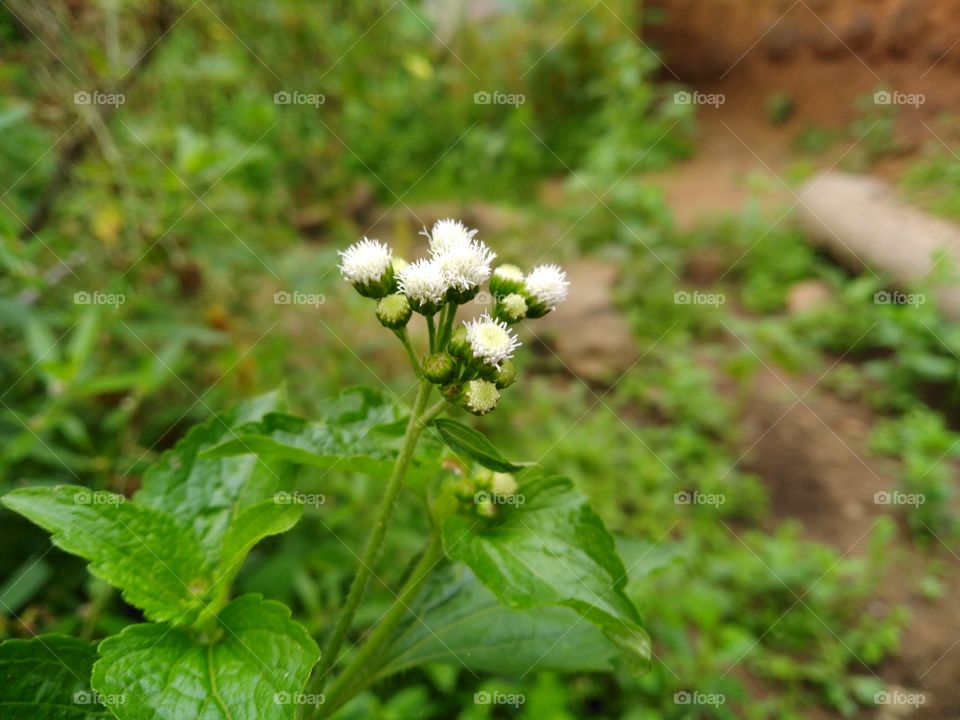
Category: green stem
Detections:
[
  {"x1": 437, "y1": 304, "x2": 457, "y2": 350},
  {"x1": 393, "y1": 328, "x2": 421, "y2": 376},
  {"x1": 426, "y1": 314, "x2": 436, "y2": 352},
  {"x1": 317, "y1": 534, "x2": 444, "y2": 718},
  {"x1": 310, "y1": 380, "x2": 433, "y2": 694}
]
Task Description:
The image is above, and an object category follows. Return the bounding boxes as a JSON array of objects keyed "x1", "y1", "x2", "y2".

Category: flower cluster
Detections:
[{"x1": 339, "y1": 218, "x2": 569, "y2": 415}]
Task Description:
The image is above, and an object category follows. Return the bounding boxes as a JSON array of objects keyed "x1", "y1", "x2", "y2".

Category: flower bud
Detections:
[
  {"x1": 447, "y1": 284, "x2": 480, "y2": 305},
  {"x1": 474, "y1": 492, "x2": 497, "y2": 518},
  {"x1": 489, "y1": 264, "x2": 525, "y2": 296},
  {"x1": 441, "y1": 382, "x2": 463, "y2": 401},
  {"x1": 493, "y1": 360, "x2": 517, "y2": 389},
  {"x1": 447, "y1": 326, "x2": 471, "y2": 359},
  {"x1": 491, "y1": 472, "x2": 518, "y2": 497},
  {"x1": 422, "y1": 352, "x2": 457, "y2": 384},
  {"x1": 462, "y1": 379, "x2": 500, "y2": 416},
  {"x1": 495, "y1": 293, "x2": 527, "y2": 324},
  {"x1": 376, "y1": 293, "x2": 412, "y2": 329},
  {"x1": 452, "y1": 477, "x2": 477, "y2": 502}
]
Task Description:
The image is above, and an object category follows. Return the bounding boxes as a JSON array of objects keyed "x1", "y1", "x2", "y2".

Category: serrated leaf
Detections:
[
  {"x1": 200, "y1": 412, "x2": 394, "y2": 474},
  {"x1": 433, "y1": 419, "x2": 527, "y2": 472},
  {"x1": 92, "y1": 595, "x2": 320, "y2": 720},
  {"x1": 200, "y1": 387, "x2": 400, "y2": 475},
  {"x1": 443, "y1": 475, "x2": 651, "y2": 675},
  {"x1": 377, "y1": 563, "x2": 618, "y2": 680},
  {"x1": 134, "y1": 389, "x2": 294, "y2": 565},
  {"x1": 2, "y1": 486, "x2": 210, "y2": 624},
  {"x1": 0, "y1": 634, "x2": 107, "y2": 719}
]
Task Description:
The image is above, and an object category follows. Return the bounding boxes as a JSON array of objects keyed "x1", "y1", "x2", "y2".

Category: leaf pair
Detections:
[{"x1": 0, "y1": 390, "x2": 364, "y2": 720}]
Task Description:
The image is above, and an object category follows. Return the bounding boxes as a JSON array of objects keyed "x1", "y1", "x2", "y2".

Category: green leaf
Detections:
[
  {"x1": 92, "y1": 595, "x2": 320, "y2": 720},
  {"x1": 377, "y1": 563, "x2": 619, "y2": 680},
  {"x1": 0, "y1": 634, "x2": 108, "y2": 719},
  {"x1": 201, "y1": 387, "x2": 400, "y2": 476},
  {"x1": 443, "y1": 475, "x2": 651, "y2": 675},
  {"x1": 433, "y1": 419, "x2": 528, "y2": 472},
  {"x1": 135, "y1": 389, "x2": 295, "y2": 565},
  {"x1": 200, "y1": 412, "x2": 394, "y2": 475},
  {"x1": 2, "y1": 486, "x2": 211, "y2": 624},
  {"x1": 3, "y1": 391, "x2": 306, "y2": 624}
]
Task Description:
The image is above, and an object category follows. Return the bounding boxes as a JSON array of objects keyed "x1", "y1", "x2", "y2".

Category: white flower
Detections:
[
  {"x1": 464, "y1": 379, "x2": 500, "y2": 415},
  {"x1": 397, "y1": 258, "x2": 446, "y2": 306},
  {"x1": 338, "y1": 238, "x2": 392, "y2": 284},
  {"x1": 464, "y1": 313, "x2": 520, "y2": 367},
  {"x1": 524, "y1": 264, "x2": 569, "y2": 309},
  {"x1": 427, "y1": 219, "x2": 477, "y2": 255},
  {"x1": 434, "y1": 240, "x2": 496, "y2": 291}
]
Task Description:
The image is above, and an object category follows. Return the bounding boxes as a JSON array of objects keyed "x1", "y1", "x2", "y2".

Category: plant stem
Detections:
[
  {"x1": 393, "y1": 328, "x2": 421, "y2": 376},
  {"x1": 438, "y1": 303, "x2": 457, "y2": 350},
  {"x1": 426, "y1": 314, "x2": 436, "y2": 352},
  {"x1": 317, "y1": 534, "x2": 444, "y2": 718},
  {"x1": 310, "y1": 380, "x2": 433, "y2": 694}
]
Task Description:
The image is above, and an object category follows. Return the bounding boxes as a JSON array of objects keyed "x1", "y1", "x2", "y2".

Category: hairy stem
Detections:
[
  {"x1": 310, "y1": 380, "x2": 433, "y2": 693},
  {"x1": 317, "y1": 534, "x2": 444, "y2": 718},
  {"x1": 393, "y1": 328, "x2": 422, "y2": 376}
]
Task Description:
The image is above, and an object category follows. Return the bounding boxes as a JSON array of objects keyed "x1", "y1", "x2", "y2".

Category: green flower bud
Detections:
[
  {"x1": 462, "y1": 379, "x2": 500, "y2": 416},
  {"x1": 452, "y1": 477, "x2": 477, "y2": 502},
  {"x1": 495, "y1": 293, "x2": 527, "y2": 324},
  {"x1": 489, "y1": 264, "x2": 525, "y2": 296},
  {"x1": 376, "y1": 293, "x2": 412, "y2": 329},
  {"x1": 474, "y1": 492, "x2": 497, "y2": 518},
  {"x1": 441, "y1": 382, "x2": 463, "y2": 401},
  {"x1": 491, "y1": 472, "x2": 518, "y2": 497},
  {"x1": 447, "y1": 326, "x2": 471, "y2": 359},
  {"x1": 493, "y1": 360, "x2": 517, "y2": 389},
  {"x1": 447, "y1": 285, "x2": 480, "y2": 305},
  {"x1": 422, "y1": 352, "x2": 457, "y2": 384}
]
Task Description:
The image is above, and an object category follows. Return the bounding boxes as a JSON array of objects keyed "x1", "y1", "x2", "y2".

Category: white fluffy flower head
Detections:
[
  {"x1": 525, "y1": 264, "x2": 569, "y2": 309},
  {"x1": 338, "y1": 238, "x2": 392, "y2": 284},
  {"x1": 427, "y1": 219, "x2": 478, "y2": 255},
  {"x1": 464, "y1": 313, "x2": 521, "y2": 368},
  {"x1": 397, "y1": 258, "x2": 446, "y2": 306},
  {"x1": 435, "y1": 240, "x2": 496, "y2": 290}
]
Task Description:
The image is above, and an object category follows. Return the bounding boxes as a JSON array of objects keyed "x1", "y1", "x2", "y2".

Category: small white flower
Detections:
[
  {"x1": 398, "y1": 258, "x2": 446, "y2": 306},
  {"x1": 427, "y1": 219, "x2": 477, "y2": 255},
  {"x1": 338, "y1": 238, "x2": 392, "y2": 284},
  {"x1": 434, "y1": 240, "x2": 496, "y2": 291},
  {"x1": 464, "y1": 313, "x2": 521, "y2": 367},
  {"x1": 525, "y1": 264, "x2": 569, "y2": 309},
  {"x1": 492, "y1": 264, "x2": 524, "y2": 283}
]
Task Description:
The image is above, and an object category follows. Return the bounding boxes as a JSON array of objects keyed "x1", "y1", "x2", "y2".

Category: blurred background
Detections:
[{"x1": 2, "y1": 0, "x2": 960, "y2": 717}]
